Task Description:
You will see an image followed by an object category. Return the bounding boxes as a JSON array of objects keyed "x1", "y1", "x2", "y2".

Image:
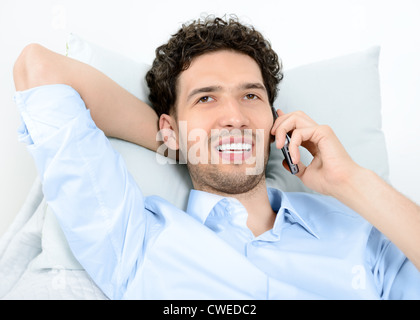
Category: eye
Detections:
[
  {"x1": 244, "y1": 93, "x2": 258, "y2": 100},
  {"x1": 197, "y1": 96, "x2": 215, "y2": 104}
]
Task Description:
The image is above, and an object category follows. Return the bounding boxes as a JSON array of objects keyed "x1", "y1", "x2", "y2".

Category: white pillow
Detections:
[
  {"x1": 274, "y1": 47, "x2": 388, "y2": 180},
  {"x1": 33, "y1": 33, "x2": 388, "y2": 270}
]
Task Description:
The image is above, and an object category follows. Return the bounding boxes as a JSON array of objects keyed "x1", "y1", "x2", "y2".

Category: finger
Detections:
[
  {"x1": 272, "y1": 115, "x2": 298, "y2": 149},
  {"x1": 272, "y1": 110, "x2": 320, "y2": 152},
  {"x1": 284, "y1": 111, "x2": 317, "y2": 130},
  {"x1": 271, "y1": 110, "x2": 317, "y2": 136},
  {"x1": 270, "y1": 108, "x2": 286, "y2": 135},
  {"x1": 275, "y1": 125, "x2": 289, "y2": 149},
  {"x1": 288, "y1": 127, "x2": 320, "y2": 163},
  {"x1": 270, "y1": 109, "x2": 288, "y2": 149},
  {"x1": 276, "y1": 109, "x2": 285, "y2": 117}
]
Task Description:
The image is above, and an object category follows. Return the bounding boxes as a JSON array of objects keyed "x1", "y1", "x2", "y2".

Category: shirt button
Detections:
[
  {"x1": 245, "y1": 242, "x2": 256, "y2": 257},
  {"x1": 251, "y1": 241, "x2": 260, "y2": 247}
]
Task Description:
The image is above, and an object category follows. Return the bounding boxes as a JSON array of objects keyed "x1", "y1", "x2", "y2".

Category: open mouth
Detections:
[
  {"x1": 216, "y1": 142, "x2": 252, "y2": 153},
  {"x1": 214, "y1": 137, "x2": 254, "y2": 163}
]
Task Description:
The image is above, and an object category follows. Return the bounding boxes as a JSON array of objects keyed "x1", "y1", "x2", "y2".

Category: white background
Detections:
[{"x1": 0, "y1": 0, "x2": 419, "y2": 236}]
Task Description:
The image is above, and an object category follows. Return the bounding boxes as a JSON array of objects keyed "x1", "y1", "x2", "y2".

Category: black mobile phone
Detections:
[
  {"x1": 272, "y1": 108, "x2": 299, "y2": 175},
  {"x1": 281, "y1": 134, "x2": 299, "y2": 175}
]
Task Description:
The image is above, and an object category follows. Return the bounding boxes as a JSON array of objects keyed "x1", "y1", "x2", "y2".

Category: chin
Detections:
[{"x1": 188, "y1": 162, "x2": 267, "y2": 195}]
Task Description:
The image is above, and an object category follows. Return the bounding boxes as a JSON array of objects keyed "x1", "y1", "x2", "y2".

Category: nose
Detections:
[{"x1": 217, "y1": 98, "x2": 250, "y2": 129}]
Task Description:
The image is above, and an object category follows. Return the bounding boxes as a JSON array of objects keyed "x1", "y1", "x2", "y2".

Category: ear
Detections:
[{"x1": 159, "y1": 114, "x2": 179, "y2": 150}]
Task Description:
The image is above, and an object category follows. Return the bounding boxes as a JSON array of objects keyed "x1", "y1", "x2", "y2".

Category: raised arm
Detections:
[
  {"x1": 272, "y1": 109, "x2": 420, "y2": 272},
  {"x1": 13, "y1": 43, "x2": 160, "y2": 153},
  {"x1": 13, "y1": 45, "x2": 164, "y2": 299}
]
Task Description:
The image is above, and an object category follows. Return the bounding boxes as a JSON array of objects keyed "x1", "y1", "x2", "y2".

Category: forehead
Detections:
[{"x1": 177, "y1": 50, "x2": 264, "y2": 96}]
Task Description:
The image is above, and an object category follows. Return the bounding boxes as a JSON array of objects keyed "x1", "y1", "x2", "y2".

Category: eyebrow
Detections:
[
  {"x1": 240, "y1": 82, "x2": 266, "y2": 91},
  {"x1": 187, "y1": 82, "x2": 266, "y2": 102},
  {"x1": 187, "y1": 86, "x2": 222, "y2": 102}
]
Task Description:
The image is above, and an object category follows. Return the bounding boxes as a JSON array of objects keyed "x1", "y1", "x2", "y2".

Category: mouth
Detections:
[
  {"x1": 216, "y1": 142, "x2": 252, "y2": 153},
  {"x1": 214, "y1": 136, "x2": 254, "y2": 163}
]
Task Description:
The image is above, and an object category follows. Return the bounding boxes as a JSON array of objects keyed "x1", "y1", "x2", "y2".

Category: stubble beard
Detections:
[{"x1": 187, "y1": 145, "x2": 270, "y2": 196}]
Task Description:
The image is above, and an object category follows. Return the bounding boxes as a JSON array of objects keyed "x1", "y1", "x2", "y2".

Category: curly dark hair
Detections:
[{"x1": 146, "y1": 15, "x2": 283, "y2": 119}]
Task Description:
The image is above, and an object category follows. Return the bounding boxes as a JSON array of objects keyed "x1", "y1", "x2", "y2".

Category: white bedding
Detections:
[{"x1": 0, "y1": 178, "x2": 106, "y2": 300}]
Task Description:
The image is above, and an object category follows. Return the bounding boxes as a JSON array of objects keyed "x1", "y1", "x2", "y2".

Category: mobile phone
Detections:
[
  {"x1": 272, "y1": 108, "x2": 299, "y2": 175},
  {"x1": 281, "y1": 134, "x2": 299, "y2": 175}
]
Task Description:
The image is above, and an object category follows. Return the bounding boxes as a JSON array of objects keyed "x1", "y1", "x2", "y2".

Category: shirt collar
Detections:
[
  {"x1": 186, "y1": 189, "x2": 227, "y2": 224},
  {"x1": 186, "y1": 187, "x2": 320, "y2": 239},
  {"x1": 267, "y1": 188, "x2": 319, "y2": 239}
]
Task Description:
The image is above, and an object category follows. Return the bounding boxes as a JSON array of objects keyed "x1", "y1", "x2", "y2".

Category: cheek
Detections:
[
  {"x1": 255, "y1": 112, "x2": 275, "y2": 139},
  {"x1": 179, "y1": 113, "x2": 212, "y2": 139},
  {"x1": 177, "y1": 118, "x2": 212, "y2": 152},
  {"x1": 178, "y1": 109, "x2": 209, "y2": 129}
]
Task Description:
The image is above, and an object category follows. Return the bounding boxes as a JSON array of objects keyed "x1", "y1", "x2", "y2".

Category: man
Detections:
[{"x1": 13, "y1": 16, "x2": 420, "y2": 299}]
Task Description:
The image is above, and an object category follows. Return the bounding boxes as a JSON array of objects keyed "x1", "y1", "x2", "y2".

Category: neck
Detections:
[
  {"x1": 199, "y1": 177, "x2": 276, "y2": 237},
  {"x1": 238, "y1": 178, "x2": 276, "y2": 237}
]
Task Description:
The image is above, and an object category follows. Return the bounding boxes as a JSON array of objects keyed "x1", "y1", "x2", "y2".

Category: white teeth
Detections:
[{"x1": 216, "y1": 143, "x2": 252, "y2": 152}]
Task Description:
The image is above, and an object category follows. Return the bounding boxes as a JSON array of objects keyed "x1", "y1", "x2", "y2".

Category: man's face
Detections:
[{"x1": 161, "y1": 50, "x2": 274, "y2": 195}]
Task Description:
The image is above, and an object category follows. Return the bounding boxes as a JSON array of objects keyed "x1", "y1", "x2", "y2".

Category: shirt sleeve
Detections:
[
  {"x1": 367, "y1": 227, "x2": 420, "y2": 299},
  {"x1": 14, "y1": 84, "x2": 155, "y2": 299}
]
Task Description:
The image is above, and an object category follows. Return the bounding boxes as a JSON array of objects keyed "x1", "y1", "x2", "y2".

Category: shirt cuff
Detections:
[{"x1": 14, "y1": 84, "x2": 87, "y2": 146}]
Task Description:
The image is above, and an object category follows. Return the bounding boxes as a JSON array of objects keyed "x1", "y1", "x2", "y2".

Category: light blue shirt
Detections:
[{"x1": 14, "y1": 84, "x2": 420, "y2": 300}]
